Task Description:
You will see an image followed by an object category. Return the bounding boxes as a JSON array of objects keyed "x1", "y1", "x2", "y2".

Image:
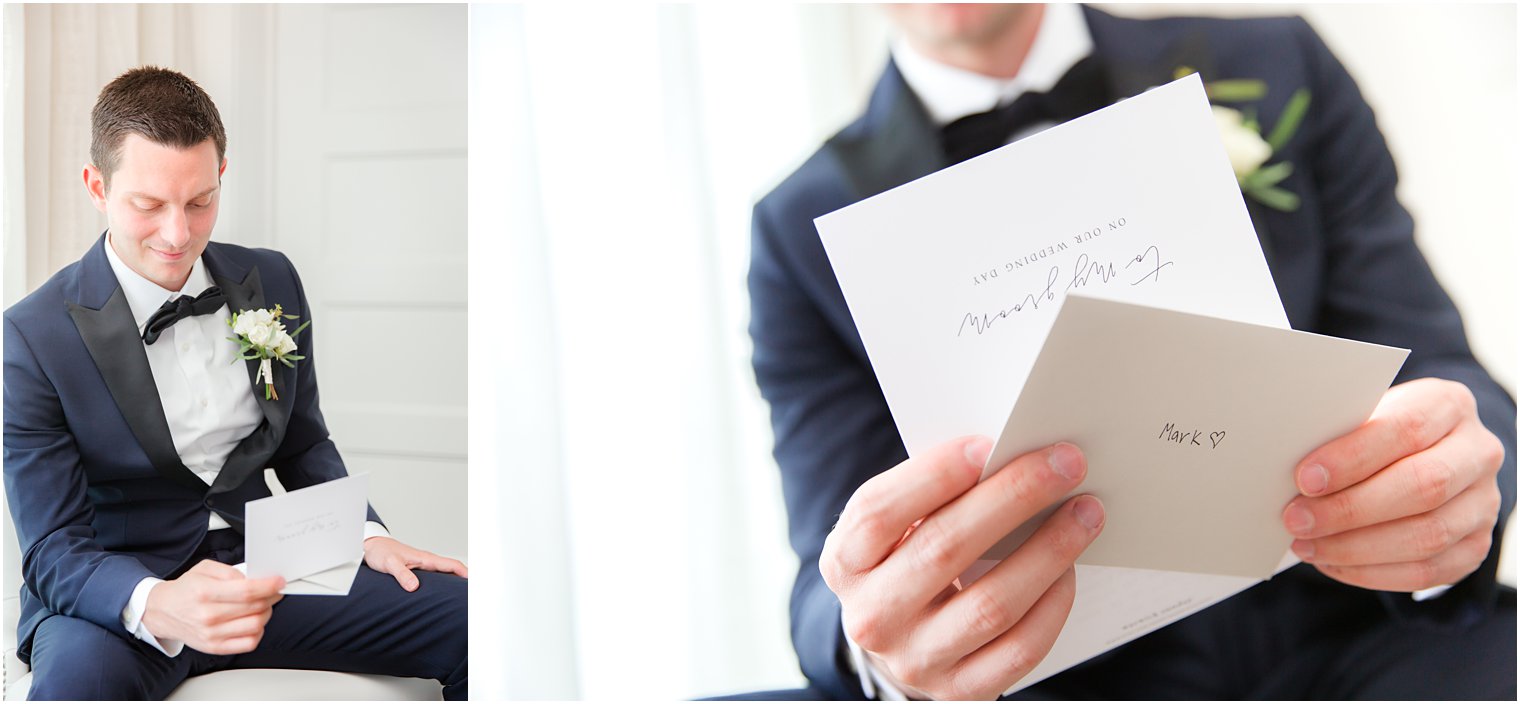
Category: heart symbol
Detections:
[{"x1": 1209, "y1": 431, "x2": 1226, "y2": 449}]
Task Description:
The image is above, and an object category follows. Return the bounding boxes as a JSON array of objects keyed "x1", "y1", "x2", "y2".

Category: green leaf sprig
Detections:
[
  {"x1": 1178, "y1": 66, "x2": 1311, "y2": 212},
  {"x1": 226, "y1": 304, "x2": 311, "y2": 400}
]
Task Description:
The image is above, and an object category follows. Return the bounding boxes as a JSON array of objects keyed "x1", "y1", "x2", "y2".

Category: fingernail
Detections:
[
  {"x1": 1299, "y1": 463, "x2": 1329, "y2": 495},
  {"x1": 1073, "y1": 496, "x2": 1105, "y2": 531},
  {"x1": 1048, "y1": 443, "x2": 1083, "y2": 481},
  {"x1": 1284, "y1": 504, "x2": 1315, "y2": 536},
  {"x1": 964, "y1": 436, "x2": 993, "y2": 467},
  {"x1": 1291, "y1": 539, "x2": 1315, "y2": 561}
]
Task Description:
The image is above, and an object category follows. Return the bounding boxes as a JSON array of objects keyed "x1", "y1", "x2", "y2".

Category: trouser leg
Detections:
[
  {"x1": 1251, "y1": 586, "x2": 1516, "y2": 700},
  {"x1": 1009, "y1": 566, "x2": 1516, "y2": 700},
  {"x1": 227, "y1": 566, "x2": 469, "y2": 700},
  {"x1": 26, "y1": 613, "x2": 196, "y2": 700}
]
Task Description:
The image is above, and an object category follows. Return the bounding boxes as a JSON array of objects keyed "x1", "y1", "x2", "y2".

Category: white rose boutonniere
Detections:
[
  {"x1": 1181, "y1": 68, "x2": 1311, "y2": 212},
  {"x1": 227, "y1": 304, "x2": 311, "y2": 401},
  {"x1": 1214, "y1": 106, "x2": 1272, "y2": 178}
]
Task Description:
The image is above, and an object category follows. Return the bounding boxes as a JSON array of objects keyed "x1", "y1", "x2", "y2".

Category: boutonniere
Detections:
[
  {"x1": 1179, "y1": 68, "x2": 1311, "y2": 212},
  {"x1": 227, "y1": 305, "x2": 310, "y2": 400}
]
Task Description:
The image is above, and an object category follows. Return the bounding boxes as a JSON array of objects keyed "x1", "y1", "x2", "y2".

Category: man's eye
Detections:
[
  {"x1": 190, "y1": 199, "x2": 212, "y2": 209},
  {"x1": 134, "y1": 202, "x2": 161, "y2": 212}
]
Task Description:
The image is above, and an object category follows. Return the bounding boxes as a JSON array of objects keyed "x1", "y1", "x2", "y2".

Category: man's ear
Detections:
[
  {"x1": 83, "y1": 164, "x2": 109, "y2": 214},
  {"x1": 219, "y1": 157, "x2": 228, "y2": 179}
]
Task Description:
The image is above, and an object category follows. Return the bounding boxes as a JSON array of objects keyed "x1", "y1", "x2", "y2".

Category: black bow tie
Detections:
[
  {"x1": 142, "y1": 286, "x2": 226, "y2": 345},
  {"x1": 939, "y1": 56, "x2": 1111, "y2": 166}
]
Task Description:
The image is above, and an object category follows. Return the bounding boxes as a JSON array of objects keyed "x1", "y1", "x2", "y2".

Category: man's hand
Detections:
[
  {"x1": 821, "y1": 436, "x2": 1105, "y2": 700},
  {"x1": 1285, "y1": 378, "x2": 1505, "y2": 591},
  {"x1": 363, "y1": 536, "x2": 469, "y2": 592},
  {"x1": 140, "y1": 559, "x2": 285, "y2": 655}
]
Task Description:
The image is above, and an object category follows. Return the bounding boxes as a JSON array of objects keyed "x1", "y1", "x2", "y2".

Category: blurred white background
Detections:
[{"x1": 486, "y1": 3, "x2": 1518, "y2": 699}]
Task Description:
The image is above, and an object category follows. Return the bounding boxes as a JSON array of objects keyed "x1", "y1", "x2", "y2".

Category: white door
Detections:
[{"x1": 270, "y1": 3, "x2": 468, "y2": 559}]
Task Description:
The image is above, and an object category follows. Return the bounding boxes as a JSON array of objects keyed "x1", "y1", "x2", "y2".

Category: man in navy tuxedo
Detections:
[
  {"x1": 749, "y1": 5, "x2": 1515, "y2": 699},
  {"x1": 4, "y1": 67, "x2": 467, "y2": 699}
]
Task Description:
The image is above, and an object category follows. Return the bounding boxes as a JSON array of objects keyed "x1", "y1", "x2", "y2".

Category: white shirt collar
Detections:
[
  {"x1": 103, "y1": 231, "x2": 216, "y2": 334},
  {"x1": 891, "y1": 3, "x2": 1094, "y2": 127}
]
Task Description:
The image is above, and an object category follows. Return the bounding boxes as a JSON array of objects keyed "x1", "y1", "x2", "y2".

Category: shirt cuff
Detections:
[
  {"x1": 363, "y1": 520, "x2": 391, "y2": 541},
  {"x1": 121, "y1": 577, "x2": 185, "y2": 657},
  {"x1": 1412, "y1": 584, "x2": 1454, "y2": 601},
  {"x1": 844, "y1": 622, "x2": 908, "y2": 700}
]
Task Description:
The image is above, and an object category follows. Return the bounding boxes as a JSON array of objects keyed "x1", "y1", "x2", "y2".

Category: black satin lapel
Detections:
[
  {"x1": 209, "y1": 266, "x2": 294, "y2": 502},
  {"x1": 831, "y1": 65, "x2": 946, "y2": 201},
  {"x1": 67, "y1": 289, "x2": 204, "y2": 491},
  {"x1": 217, "y1": 264, "x2": 266, "y2": 328},
  {"x1": 217, "y1": 265, "x2": 273, "y2": 419},
  {"x1": 205, "y1": 475, "x2": 274, "y2": 534}
]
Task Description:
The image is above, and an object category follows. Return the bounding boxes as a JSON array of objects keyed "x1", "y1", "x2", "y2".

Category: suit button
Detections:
[{"x1": 205, "y1": 498, "x2": 214, "y2": 507}]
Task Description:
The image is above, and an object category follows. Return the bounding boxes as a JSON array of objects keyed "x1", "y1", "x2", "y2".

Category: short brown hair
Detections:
[{"x1": 90, "y1": 66, "x2": 226, "y2": 189}]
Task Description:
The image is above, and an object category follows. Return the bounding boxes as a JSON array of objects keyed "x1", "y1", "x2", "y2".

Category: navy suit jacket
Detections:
[
  {"x1": 749, "y1": 8, "x2": 1517, "y2": 698},
  {"x1": 3, "y1": 235, "x2": 381, "y2": 662}
]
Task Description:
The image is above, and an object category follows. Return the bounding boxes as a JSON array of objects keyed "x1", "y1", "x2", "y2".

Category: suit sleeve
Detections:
[
  {"x1": 265, "y1": 254, "x2": 384, "y2": 527},
  {"x1": 749, "y1": 199, "x2": 908, "y2": 698},
  {"x1": 1292, "y1": 18, "x2": 1516, "y2": 624},
  {"x1": 3, "y1": 315, "x2": 155, "y2": 638}
]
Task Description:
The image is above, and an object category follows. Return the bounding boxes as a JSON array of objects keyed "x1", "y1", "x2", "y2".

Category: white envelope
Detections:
[
  {"x1": 244, "y1": 474, "x2": 369, "y2": 596},
  {"x1": 234, "y1": 558, "x2": 361, "y2": 596},
  {"x1": 981, "y1": 294, "x2": 1408, "y2": 579}
]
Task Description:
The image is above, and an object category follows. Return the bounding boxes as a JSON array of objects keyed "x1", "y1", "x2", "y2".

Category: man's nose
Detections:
[{"x1": 161, "y1": 208, "x2": 192, "y2": 248}]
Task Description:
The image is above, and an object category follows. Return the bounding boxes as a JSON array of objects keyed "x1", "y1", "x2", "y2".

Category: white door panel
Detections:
[
  {"x1": 355, "y1": 454, "x2": 469, "y2": 561},
  {"x1": 272, "y1": 4, "x2": 467, "y2": 552}
]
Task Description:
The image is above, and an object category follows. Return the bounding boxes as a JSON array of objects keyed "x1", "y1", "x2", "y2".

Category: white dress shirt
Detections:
[
  {"x1": 103, "y1": 233, "x2": 387, "y2": 656},
  {"x1": 891, "y1": 2, "x2": 1091, "y2": 130}
]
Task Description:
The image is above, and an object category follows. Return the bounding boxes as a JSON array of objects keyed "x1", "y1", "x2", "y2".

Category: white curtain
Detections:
[
  {"x1": 487, "y1": 3, "x2": 888, "y2": 699},
  {"x1": 2, "y1": 3, "x2": 275, "y2": 306}
]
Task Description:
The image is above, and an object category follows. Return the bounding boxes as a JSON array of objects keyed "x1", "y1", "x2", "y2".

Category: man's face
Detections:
[{"x1": 84, "y1": 134, "x2": 226, "y2": 292}]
